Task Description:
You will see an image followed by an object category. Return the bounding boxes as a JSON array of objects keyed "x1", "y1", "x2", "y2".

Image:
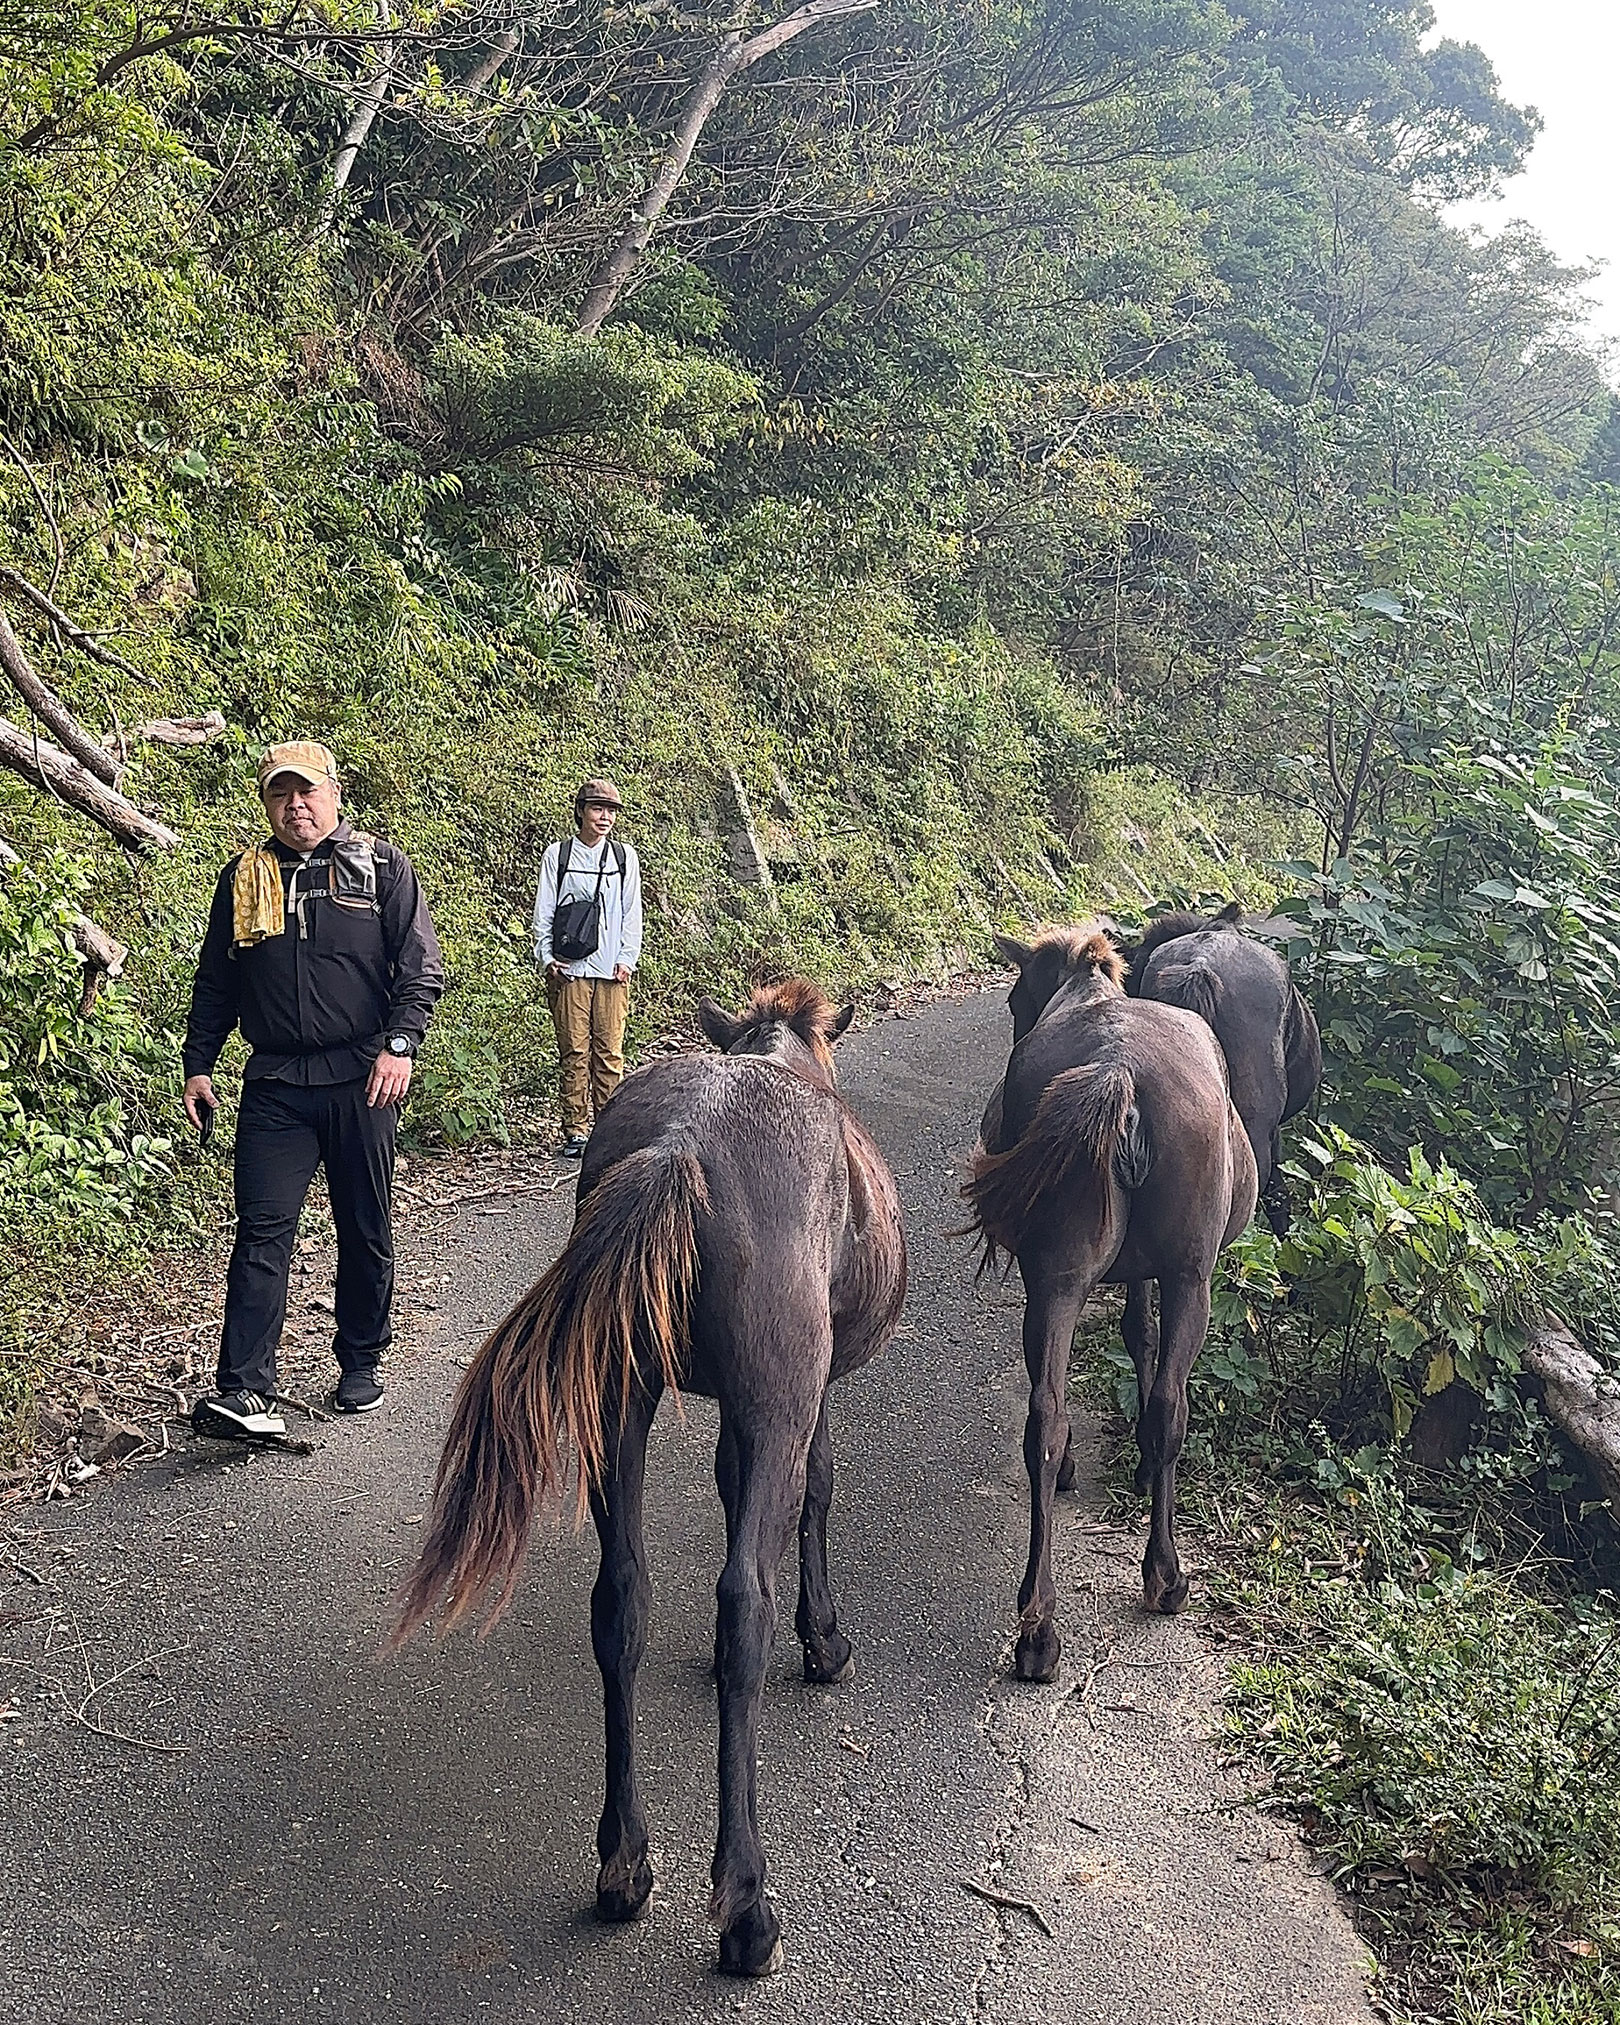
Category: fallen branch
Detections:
[
  {"x1": 960, "y1": 1878, "x2": 1054, "y2": 1939},
  {"x1": 61, "y1": 1642, "x2": 191, "y2": 1756},
  {"x1": 0, "y1": 604, "x2": 121, "y2": 785},
  {"x1": 0, "y1": 568, "x2": 152, "y2": 687},
  {"x1": 1522, "y1": 1312, "x2": 1620, "y2": 1510},
  {"x1": 130, "y1": 711, "x2": 227, "y2": 747},
  {"x1": 0, "y1": 835, "x2": 128, "y2": 1007},
  {"x1": 0, "y1": 716, "x2": 178, "y2": 852}
]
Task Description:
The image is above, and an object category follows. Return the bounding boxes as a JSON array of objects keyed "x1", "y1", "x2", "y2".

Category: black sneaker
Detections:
[
  {"x1": 558, "y1": 1133, "x2": 589, "y2": 1159},
  {"x1": 192, "y1": 1391, "x2": 287, "y2": 1442},
  {"x1": 335, "y1": 1368, "x2": 385, "y2": 1414}
]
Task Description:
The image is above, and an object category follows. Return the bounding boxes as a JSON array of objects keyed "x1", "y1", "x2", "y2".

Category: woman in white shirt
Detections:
[{"x1": 533, "y1": 777, "x2": 644, "y2": 1155}]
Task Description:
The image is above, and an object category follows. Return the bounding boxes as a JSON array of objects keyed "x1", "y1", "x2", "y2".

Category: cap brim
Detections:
[{"x1": 261, "y1": 765, "x2": 328, "y2": 788}]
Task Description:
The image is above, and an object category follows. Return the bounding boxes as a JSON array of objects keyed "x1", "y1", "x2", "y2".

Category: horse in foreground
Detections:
[
  {"x1": 967, "y1": 926, "x2": 1255, "y2": 1679},
  {"x1": 392, "y1": 980, "x2": 906, "y2": 1978},
  {"x1": 1126, "y1": 902, "x2": 1321, "y2": 1234}
]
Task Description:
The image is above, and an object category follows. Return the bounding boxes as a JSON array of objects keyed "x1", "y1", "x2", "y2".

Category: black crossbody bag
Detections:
[{"x1": 550, "y1": 837, "x2": 626, "y2": 963}]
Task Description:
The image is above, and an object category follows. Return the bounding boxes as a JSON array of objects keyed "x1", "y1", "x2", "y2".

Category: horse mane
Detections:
[
  {"x1": 1026, "y1": 921, "x2": 1126, "y2": 989},
  {"x1": 1125, "y1": 901, "x2": 1242, "y2": 995},
  {"x1": 735, "y1": 977, "x2": 844, "y2": 1066}
]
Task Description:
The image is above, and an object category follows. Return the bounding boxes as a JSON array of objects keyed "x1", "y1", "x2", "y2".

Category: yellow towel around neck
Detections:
[{"x1": 232, "y1": 842, "x2": 286, "y2": 946}]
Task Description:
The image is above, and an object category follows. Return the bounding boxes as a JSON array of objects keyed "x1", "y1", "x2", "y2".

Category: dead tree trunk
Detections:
[
  {"x1": 0, "y1": 605, "x2": 121, "y2": 785},
  {"x1": 1523, "y1": 1312, "x2": 1620, "y2": 1511},
  {"x1": 574, "y1": 0, "x2": 878, "y2": 339},
  {"x1": 0, "y1": 716, "x2": 178, "y2": 852}
]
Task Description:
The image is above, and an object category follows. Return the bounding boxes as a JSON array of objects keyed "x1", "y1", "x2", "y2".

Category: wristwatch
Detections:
[{"x1": 384, "y1": 1032, "x2": 416, "y2": 1058}]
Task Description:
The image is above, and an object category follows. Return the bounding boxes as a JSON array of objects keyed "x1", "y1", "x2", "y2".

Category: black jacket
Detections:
[{"x1": 183, "y1": 822, "x2": 444, "y2": 1085}]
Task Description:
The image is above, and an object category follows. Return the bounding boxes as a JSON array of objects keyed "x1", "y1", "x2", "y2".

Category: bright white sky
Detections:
[{"x1": 1429, "y1": 1, "x2": 1620, "y2": 358}]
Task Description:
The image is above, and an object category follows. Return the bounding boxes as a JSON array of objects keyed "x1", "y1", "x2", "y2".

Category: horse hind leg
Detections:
[
  {"x1": 711, "y1": 1400, "x2": 817, "y2": 1976},
  {"x1": 1123, "y1": 1279, "x2": 1160, "y2": 1495},
  {"x1": 589, "y1": 1380, "x2": 662, "y2": 1924},
  {"x1": 1139, "y1": 1272, "x2": 1212, "y2": 1616},
  {"x1": 795, "y1": 1390, "x2": 853, "y2": 1685},
  {"x1": 1014, "y1": 1267, "x2": 1090, "y2": 1684}
]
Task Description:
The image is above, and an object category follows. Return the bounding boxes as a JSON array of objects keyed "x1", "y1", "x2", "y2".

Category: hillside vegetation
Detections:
[{"x1": 7, "y1": 7, "x2": 1620, "y2": 2010}]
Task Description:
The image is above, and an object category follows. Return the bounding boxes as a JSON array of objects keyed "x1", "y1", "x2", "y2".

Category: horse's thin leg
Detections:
[
  {"x1": 794, "y1": 1390, "x2": 852, "y2": 1685},
  {"x1": 712, "y1": 1412, "x2": 811, "y2": 1977},
  {"x1": 715, "y1": 1417, "x2": 740, "y2": 1558},
  {"x1": 1014, "y1": 1269, "x2": 1087, "y2": 1684},
  {"x1": 1140, "y1": 1272, "x2": 1211, "y2": 1616},
  {"x1": 1262, "y1": 1127, "x2": 1291, "y2": 1237},
  {"x1": 1123, "y1": 1278, "x2": 1160, "y2": 1495},
  {"x1": 1055, "y1": 1423, "x2": 1077, "y2": 1494},
  {"x1": 590, "y1": 1380, "x2": 661, "y2": 1923}
]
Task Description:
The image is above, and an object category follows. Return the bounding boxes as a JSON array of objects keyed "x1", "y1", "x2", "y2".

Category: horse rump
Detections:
[
  {"x1": 963, "y1": 1061, "x2": 1141, "y2": 1273},
  {"x1": 391, "y1": 1146, "x2": 708, "y2": 1644},
  {"x1": 1145, "y1": 955, "x2": 1223, "y2": 1030}
]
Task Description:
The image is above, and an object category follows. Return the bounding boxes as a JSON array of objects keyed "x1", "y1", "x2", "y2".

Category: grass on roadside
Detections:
[{"x1": 1069, "y1": 1281, "x2": 1620, "y2": 2025}]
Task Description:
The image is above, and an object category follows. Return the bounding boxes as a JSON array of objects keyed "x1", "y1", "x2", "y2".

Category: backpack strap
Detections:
[
  {"x1": 612, "y1": 841, "x2": 626, "y2": 880},
  {"x1": 558, "y1": 837, "x2": 573, "y2": 883}
]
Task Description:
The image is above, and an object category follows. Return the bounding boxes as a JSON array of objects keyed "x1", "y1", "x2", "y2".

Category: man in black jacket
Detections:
[{"x1": 183, "y1": 741, "x2": 444, "y2": 1439}]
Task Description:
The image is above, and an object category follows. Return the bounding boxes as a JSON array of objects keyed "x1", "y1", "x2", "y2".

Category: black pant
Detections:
[{"x1": 217, "y1": 1077, "x2": 396, "y2": 1396}]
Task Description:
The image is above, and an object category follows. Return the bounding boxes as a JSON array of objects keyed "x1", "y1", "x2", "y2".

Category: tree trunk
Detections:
[
  {"x1": 0, "y1": 605, "x2": 121, "y2": 785},
  {"x1": 321, "y1": 1, "x2": 396, "y2": 230},
  {"x1": 0, "y1": 716, "x2": 178, "y2": 852},
  {"x1": 1522, "y1": 1312, "x2": 1620, "y2": 1511},
  {"x1": 575, "y1": 0, "x2": 878, "y2": 339}
]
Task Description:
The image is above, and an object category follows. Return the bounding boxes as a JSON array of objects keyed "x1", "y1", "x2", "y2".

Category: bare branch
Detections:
[{"x1": 0, "y1": 569, "x2": 152, "y2": 687}]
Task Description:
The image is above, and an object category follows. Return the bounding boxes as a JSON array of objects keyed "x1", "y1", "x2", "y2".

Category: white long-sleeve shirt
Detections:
[{"x1": 533, "y1": 835, "x2": 643, "y2": 979}]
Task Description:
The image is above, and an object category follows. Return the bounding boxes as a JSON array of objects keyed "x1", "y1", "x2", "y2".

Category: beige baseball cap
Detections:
[{"x1": 258, "y1": 740, "x2": 338, "y2": 791}]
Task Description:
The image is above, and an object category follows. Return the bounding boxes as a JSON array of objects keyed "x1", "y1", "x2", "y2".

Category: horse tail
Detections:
[
  {"x1": 964, "y1": 1062, "x2": 1140, "y2": 1273},
  {"x1": 1148, "y1": 957, "x2": 1223, "y2": 1031},
  {"x1": 390, "y1": 1147, "x2": 708, "y2": 1644}
]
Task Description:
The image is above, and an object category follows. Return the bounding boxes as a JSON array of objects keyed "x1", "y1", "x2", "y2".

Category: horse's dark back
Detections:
[{"x1": 1126, "y1": 907, "x2": 1320, "y2": 1205}]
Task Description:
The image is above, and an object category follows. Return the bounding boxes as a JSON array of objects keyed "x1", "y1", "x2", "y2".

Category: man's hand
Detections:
[
  {"x1": 546, "y1": 960, "x2": 564, "y2": 980},
  {"x1": 183, "y1": 1074, "x2": 217, "y2": 1131},
  {"x1": 367, "y1": 1051, "x2": 413, "y2": 1108},
  {"x1": 614, "y1": 964, "x2": 631, "y2": 985}
]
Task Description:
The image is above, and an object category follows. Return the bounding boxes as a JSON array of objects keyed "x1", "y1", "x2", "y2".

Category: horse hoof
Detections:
[
  {"x1": 803, "y1": 1633, "x2": 854, "y2": 1686},
  {"x1": 1142, "y1": 1573, "x2": 1190, "y2": 1617},
  {"x1": 595, "y1": 1855, "x2": 654, "y2": 1923},
  {"x1": 1013, "y1": 1623, "x2": 1061, "y2": 1683},
  {"x1": 718, "y1": 1900, "x2": 783, "y2": 1978}
]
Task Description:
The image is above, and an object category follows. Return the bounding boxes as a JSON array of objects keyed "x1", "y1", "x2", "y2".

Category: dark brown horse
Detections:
[
  {"x1": 967, "y1": 926, "x2": 1256, "y2": 1680},
  {"x1": 393, "y1": 980, "x2": 906, "y2": 1978},
  {"x1": 1126, "y1": 902, "x2": 1321, "y2": 1235}
]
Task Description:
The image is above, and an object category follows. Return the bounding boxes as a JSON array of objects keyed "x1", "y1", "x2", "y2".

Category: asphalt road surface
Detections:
[{"x1": 1, "y1": 989, "x2": 1373, "y2": 2024}]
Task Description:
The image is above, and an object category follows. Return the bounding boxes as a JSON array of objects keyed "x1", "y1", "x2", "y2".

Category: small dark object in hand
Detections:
[{"x1": 198, "y1": 1105, "x2": 216, "y2": 1152}]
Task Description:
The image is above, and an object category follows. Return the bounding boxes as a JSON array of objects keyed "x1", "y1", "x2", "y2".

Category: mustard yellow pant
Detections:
[{"x1": 546, "y1": 975, "x2": 629, "y2": 1134}]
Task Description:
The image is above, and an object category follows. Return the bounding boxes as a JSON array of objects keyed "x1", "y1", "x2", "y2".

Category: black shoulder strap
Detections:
[
  {"x1": 613, "y1": 841, "x2": 626, "y2": 879},
  {"x1": 558, "y1": 837, "x2": 573, "y2": 882}
]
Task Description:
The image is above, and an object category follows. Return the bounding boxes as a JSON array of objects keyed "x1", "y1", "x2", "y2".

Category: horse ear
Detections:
[
  {"x1": 991, "y1": 930, "x2": 1034, "y2": 970},
  {"x1": 1215, "y1": 900, "x2": 1243, "y2": 925},
  {"x1": 829, "y1": 1003, "x2": 856, "y2": 1042},
  {"x1": 697, "y1": 996, "x2": 742, "y2": 1051}
]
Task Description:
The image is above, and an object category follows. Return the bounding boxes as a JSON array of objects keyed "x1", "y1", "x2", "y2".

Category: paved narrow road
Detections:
[{"x1": 1, "y1": 991, "x2": 1373, "y2": 2024}]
